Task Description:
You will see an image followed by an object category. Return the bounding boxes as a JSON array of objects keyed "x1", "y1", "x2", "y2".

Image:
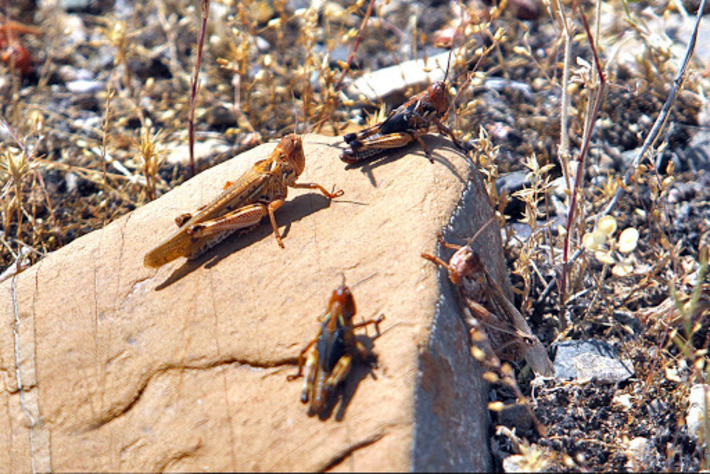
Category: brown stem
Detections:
[
  {"x1": 559, "y1": 3, "x2": 606, "y2": 308},
  {"x1": 188, "y1": 0, "x2": 210, "y2": 177}
]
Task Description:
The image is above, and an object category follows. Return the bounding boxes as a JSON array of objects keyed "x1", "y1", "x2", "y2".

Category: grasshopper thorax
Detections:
[{"x1": 279, "y1": 133, "x2": 306, "y2": 176}]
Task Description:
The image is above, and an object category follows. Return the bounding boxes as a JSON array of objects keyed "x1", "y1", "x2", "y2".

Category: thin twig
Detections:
[
  {"x1": 316, "y1": 0, "x2": 376, "y2": 133},
  {"x1": 101, "y1": 85, "x2": 115, "y2": 191},
  {"x1": 552, "y1": 0, "x2": 573, "y2": 189},
  {"x1": 559, "y1": 3, "x2": 607, "y2": 307},
  {"x1": 603, "y1": 0, "x2": 705, "y2": 218},
  {"x1": 188, "y1": 0, "x2": 210, "y2": 177},
  {"x1": 332, "y1": 0, "x2": 376, "y2": 94},
  {"x1": 540, "y1": 0, "x2": 706, "y2": 305}
]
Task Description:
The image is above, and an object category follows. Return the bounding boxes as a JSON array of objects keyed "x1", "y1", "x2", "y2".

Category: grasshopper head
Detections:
[
  {"x1": 328, "y1": 285, "x2": 356, "y2": 325},
  {"x1": 280, "y1": 134, "x2": 306, "y2": 176},
  {"x1": 449, "y1": 246, "x2": 482, "y2": 286},
  {"x1": 429, "y1": 81, "x2": 451, "y2": 115}
]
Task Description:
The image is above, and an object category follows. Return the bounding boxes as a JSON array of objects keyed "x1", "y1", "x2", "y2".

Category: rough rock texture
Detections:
[{"x1": 0, "y1": 134, "x2": 511, "y2": 471}]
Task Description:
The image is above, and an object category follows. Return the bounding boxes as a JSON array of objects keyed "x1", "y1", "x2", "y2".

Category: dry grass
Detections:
[{"x1": 1, "y1": 0, "x2": 709, "y2": 469}]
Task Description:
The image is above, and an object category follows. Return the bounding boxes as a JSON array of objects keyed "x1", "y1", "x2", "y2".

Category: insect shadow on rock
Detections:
[{"x1": 154, "y1": 192, "x2": 333, "y2": 290}]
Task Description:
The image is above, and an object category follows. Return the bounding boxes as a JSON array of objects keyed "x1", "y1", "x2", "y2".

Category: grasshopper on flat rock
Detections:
[
  {"x1": 422, "y1": 222, "x2": 554, "y2": 377},
  {"x1": 144, "y1": 134, "x2": 343, "y2": 268},
  {"x1": 340, "y1": 80, "x2": 465, "y2": 163},
  {"x1": 287, "y1": 283, "x2": 384, "y2": 415}
]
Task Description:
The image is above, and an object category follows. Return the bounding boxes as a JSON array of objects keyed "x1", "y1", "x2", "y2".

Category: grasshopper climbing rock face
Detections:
[
  {"x1": 287, "y1": 284, "x2": 384, "y2": 415},
  {"x1": 422, "y1": 226, "x2": 555, "y2": 377},
  {"x1": 340, "y1": 80, "x2": 463, "y2": 163},
  {"x1": 143, "y1": 134, "x2": 343, "y2": 268}
]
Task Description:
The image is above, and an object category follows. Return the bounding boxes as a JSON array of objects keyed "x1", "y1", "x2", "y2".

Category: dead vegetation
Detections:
[{"x1": 1, "y1": 0, "x2": 709, "y2": 470}]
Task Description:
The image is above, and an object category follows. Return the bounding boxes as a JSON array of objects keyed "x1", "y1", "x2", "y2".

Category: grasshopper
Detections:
[
  {"x1": 287, "y1": 283, "x2": 385, "y2": 415},
  {"x1": 340, "y1": 48, "x2": 481, "y2": 164},
  {"x1": 0, "y1": 18, "x2": 41, "y2": 75},
  {"x1": 144, "y1": 134, "x2": 343, "y2": 268},
  {"x1": 340, "y1": 80, "x2": 465, "y2": 163},
  {"x1": 421, "y1": 219, "x2": 554, "y2": 376}
]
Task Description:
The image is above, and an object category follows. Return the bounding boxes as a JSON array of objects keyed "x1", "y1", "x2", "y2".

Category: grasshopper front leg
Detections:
[
  {"x1": 290, "y1": 182, "x2": 344, "y2": 199},
  {"x1": 434, "y1": 119, "x2": 469, "y2": 153},
  {"x1": 421, "y1": 252, "x2": 455, "y2": 273},
  {"x1": 352, "y1": 314, "x2": 386, "y2": 335}
]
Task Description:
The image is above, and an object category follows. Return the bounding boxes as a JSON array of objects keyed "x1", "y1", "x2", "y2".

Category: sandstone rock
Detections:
[{"x1": 0, "y1": 134, "x2": 513, "y2": 471}]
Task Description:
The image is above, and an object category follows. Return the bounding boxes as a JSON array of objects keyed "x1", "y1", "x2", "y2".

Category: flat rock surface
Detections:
[{"x1": 1, "y1": 134, "x2": 508, "y2": 471}]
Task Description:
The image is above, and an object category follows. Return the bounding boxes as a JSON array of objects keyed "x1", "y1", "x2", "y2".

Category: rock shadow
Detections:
[{"x1": 154, "y1": 193, "x2": 333, "y2": 289}]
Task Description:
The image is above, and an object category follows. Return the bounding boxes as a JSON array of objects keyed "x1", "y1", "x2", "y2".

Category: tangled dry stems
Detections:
[{"x1": 0, "y1": 0, "x2": 709, "y2": 469}]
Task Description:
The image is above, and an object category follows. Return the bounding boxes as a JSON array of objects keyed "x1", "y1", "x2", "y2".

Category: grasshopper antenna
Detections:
[
  {"x1": 464, "y1": 215, "x2": 498, "y2": 248},
  {"x1": 443, "y1": 47, "x2": 453, "y2": 83},
  {"x1": 350, "y1": 272, "x2": 378, "y2": 290}
]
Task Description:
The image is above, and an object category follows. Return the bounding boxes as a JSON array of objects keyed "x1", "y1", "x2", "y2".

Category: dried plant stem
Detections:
[
  {"x1": 553, "y1": 0, "x2": 572, "y2": 188},
  {"x1": 30, "y1": 160, "x2": 56, "y2": 237},
  {"x1": 101, "y1": 86, "x2": 115, "y2": 190},
  {"x1": 542, "y1": 0, "x2": 705, "y2": 311},
  {"x1": 602, "y1": 0, "x2": 705, "y2": 218},
  {"x1": 333, "y1": 0, "x2": 376, "y2": 93},
  {"x1": 0, "y1": 117, "x2": 52, "y2": 260},
  {"x1": 188, "y1": 0, "x2": 210, "y2": 177},
  {"x1": 316, "y1": 0, "x2": 376, "y2": 133},
  {"x1": 559, "y1": 3, "x2": 606, "y2": 308},
  {"x1": 232, "y1": 74, "x2": 256, "y2": 134},
  {"x1": 154, "y1": 0, "x2": 190, "y2": 87}
]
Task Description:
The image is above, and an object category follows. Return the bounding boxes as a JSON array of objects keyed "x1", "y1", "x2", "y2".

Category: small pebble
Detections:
[
  {"x1": 66, "y1": 80, "x2": 105, "y2": 94},
  {"x1": 552, "y1": 340, "x2": 634, "y2": 383},
  {"x1": 686, "y1": 384, "x2": 709, "y2": 438},
  {"x1": 625, "y1": 437, "x2": 654, "y2": 471}
]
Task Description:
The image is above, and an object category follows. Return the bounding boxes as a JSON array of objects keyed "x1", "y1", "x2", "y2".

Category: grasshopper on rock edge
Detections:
[
  {"x1": 144, "y1": 134, "x2": 343, "y2": 268},
  {"x1": 422, "y1": 227, "x2": 555, "y2": 377},
  {"x1": 340, "y1": 80, "x2": 465, "y2": 164}
]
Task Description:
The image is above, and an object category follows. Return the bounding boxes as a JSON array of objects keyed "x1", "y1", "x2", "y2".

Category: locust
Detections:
[
  {"x1": 340, "y1": 79, "x2": 466, "y2": 163},
  {"x1": 421, "y1": 219, "x2": 554, "y2": 377},
  {"x1": 0, "y1": 17, "x2": 41, "y2": 75},
  {"x1": 287, "y1": 282, "x2": 385, "y2": 415},
  {"x1": 339, "y1": 46, "x2": 485, "y2": 164},
  {"x1": 144, "y1": 134, "x2": 343, "y2": 268}
]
